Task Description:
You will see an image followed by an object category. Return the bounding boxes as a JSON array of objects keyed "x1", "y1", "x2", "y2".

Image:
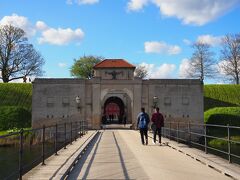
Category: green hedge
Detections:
[
  {"x1": 204, "y1": 107, "x2": 240, "y2": 126},
  {"x1": 0, "y1": 83, "x2": 32, "y2": 111},
  {"x1": 208, "y1": 136, "x2": 240, "y2": 155},
  {"x1": 204, "y1": 85, "x2": 240, "y2": 111},
  {"x1": 0, "y1": 106, "x2": 31, "y2": 131}
]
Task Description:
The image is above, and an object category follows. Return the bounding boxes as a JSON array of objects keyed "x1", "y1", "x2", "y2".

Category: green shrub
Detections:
[
  {"x1": 0, "y1": 106, "x2": 31, "y2": 131},
  {"x1": 0, "y1": 83, "x2": 32, "y2": 111},
  {"x1": 204, "y1": 107, "x2": 240, "y2": 126},
  {"x1": 208, "y1": 136, "x2": 240, "y2": 154},
  {"x1": 204, "y1": 85, "x2": 240, "y2": 111}
]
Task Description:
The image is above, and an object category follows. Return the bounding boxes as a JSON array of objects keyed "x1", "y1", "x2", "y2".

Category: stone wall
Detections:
[{"x1": 32, "y1": 78, "x2": 203, "y2": 130}]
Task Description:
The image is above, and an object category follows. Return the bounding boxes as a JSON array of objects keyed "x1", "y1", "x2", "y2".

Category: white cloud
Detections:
[
  {"x1": 0, "y1": 14, "x2": 85, "y2": 45},
  {"x1": 139, "y1": 62, "x2": 176, "y2": 78},
  {"x1": 197, "y1": 34, "x2": 222, "y2": 46},
  {"x1": 35, "y1": 21, "x2": 48, "y2": 31},
  {"x1": 67, "y1": 0, "x2": 99, "y2": 5},
  {"x1": 144, "y1": 41, "x2": 181, "y2": 55},
  {"x1": 58, "y1": 63, "x2": 67, "y2": 68},
  {"x1": 127, "y1": 0, "x2": 148, "y2": 11},
  {"x1": 38, "y1": 26, "x2": 84, "y2": 45},
  {"x1": 128, "y1": 0, "x2": 239, "y2": 25},
  {"x1": 178, "y1": 58, "x2": 192, "y2": 78},
  {"x1": 0, "y1": 13, "x2": 35, "y2": 37}
]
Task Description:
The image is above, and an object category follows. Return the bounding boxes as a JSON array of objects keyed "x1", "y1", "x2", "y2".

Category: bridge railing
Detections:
[
  {"x1": 160, "y1": 121, "x2": 240, "y2": 164},
  {"x1": 0, "y1": 120, "x2": 88, "y2": 180}
]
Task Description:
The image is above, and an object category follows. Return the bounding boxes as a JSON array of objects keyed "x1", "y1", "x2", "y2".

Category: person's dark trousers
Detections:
[
  {"x1": 140, "y1": 128, "x2": 148, "y2": 145},
  {"x1": 153, "y1": 127, "x2": 162, "y2": 143}
]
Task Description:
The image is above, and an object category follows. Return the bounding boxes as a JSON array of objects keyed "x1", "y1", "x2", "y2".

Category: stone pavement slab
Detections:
[
  {"x1": 68, "y1": 130, "x2": 232, "y2": 180},
  {"x1": 150, "y1": 133, "x2": 240, "y2": 180}
]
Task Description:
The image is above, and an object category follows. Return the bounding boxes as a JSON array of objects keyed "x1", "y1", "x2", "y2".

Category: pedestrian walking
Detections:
[
  {"x1": 151, "y1": 107, "x2": 164, "y2": 145},
  {"x1": 137, "y1": 107, "x2": 150, "y2": 145}
]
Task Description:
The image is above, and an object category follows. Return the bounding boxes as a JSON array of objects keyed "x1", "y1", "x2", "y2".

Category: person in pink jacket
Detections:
[{"x1": 151, "y1": 107, "x2": 164, "y2": 145}]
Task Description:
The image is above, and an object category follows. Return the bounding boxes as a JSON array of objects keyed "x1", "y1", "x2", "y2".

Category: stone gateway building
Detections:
[{"x1": 32, "y1": 59, "x2": 203, "y2": 129}]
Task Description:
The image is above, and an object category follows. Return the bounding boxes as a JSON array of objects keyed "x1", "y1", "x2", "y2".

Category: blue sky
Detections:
[{"x1": 1, "y1": 0, "x2": 240, "y2": 83}]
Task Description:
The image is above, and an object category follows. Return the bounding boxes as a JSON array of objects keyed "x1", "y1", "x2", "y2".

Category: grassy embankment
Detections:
[
  {"x1": 0, "y1": 83, "x2": 32, "y2": 135},
  {"x1": 204, "y1": 85, "x2": 240, "y2": 159}
]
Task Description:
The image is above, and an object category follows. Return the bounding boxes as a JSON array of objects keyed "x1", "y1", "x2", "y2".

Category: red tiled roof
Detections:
[{"x1": 94, "y1": 59, "x2": 135, "y2": 68}]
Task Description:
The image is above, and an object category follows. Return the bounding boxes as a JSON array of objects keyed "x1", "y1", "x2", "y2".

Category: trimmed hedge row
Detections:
[
  {"x1": 204, "y1": 107, "x2": 240, "y2": 126},
  {"x1": 204, "y1": 85, "x2": 240, "y2": 111},
  {"x1": 0, "y1": 83, "x2": 32, "y2": 111},
  {"x1": 0, "y1": 106, "x2": 31, "y2": 131}
]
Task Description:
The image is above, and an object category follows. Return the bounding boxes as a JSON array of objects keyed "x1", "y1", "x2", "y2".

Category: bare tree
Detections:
[
  {"x1": 219, "y1": 34, "x2": 240, "y2": 84},
  {"x1": 187, "y1": 42, "x2": 216, "y2": 81},
  {"x1": 0, "y1": 25, "x2": 44, "y2": 83},
  {"x1": 134, "y1": 65, "x2": 148, "y2": 79}
]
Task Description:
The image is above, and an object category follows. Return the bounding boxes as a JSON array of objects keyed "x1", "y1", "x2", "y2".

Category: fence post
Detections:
[
  {"x1": 83, "y1": 120, "x2": 85, "y2": 135},
  {"x1": 227, "y1": 124, "x2": 231, "y2": 163},
  {"x1": 70, "y1": 122, "x2": 73, "y2": 144},
  {"x1": 64, "y1": 123, "x2": 67, "y2": 149},
  {"x1": 169, "y1": 121, "x2": 171, "y2": 140},
  {"x1": 55, "y1": 124, "x2": 58, "y2": 155},
  {"x1": 177, "y1": 121, "x2": 179, "y2": 143},
  {"x1": 42, "y1": 125, "x2": 46, "y2": 165},
  {"x1": 188, "y1": 121, "x2": 191, "y2": 147},
  {"x1": 19, "y1": 129, "x2": 24, "y2": 180},
  {"x1": 204, "y1": 124, "x2": 207, "y2": 154},
  {"x1": 74, "y1": 121, "x2": 77, "y2": 141}
]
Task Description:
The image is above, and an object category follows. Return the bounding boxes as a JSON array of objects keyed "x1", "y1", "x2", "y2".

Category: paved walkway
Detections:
[{"x1": 68, "y1": 130, "x2": 231, "y2": 180}]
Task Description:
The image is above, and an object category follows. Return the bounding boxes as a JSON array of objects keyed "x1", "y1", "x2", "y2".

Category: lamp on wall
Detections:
[
  {"x1": 75, "y1": 96, "x2": 81, "y2": 111},
  {"x1": 152, "y1": 96, "x2": 158, "y2": 108}
]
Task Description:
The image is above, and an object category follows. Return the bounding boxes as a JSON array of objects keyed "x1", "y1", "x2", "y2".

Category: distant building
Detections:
[{"x1": 32, "y1": 59, "x2": 203, "y2": 129}]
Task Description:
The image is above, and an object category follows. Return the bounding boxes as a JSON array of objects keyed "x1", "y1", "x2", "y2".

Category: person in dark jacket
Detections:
[
  {"x1": 137, "y1": 107, "x2": 150, "y2": 145},
  {"x1": 151, "y1": 107, "x2": 164, "y2": 145}
]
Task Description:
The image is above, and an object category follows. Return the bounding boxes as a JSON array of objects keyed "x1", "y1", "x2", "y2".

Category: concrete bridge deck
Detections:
[{"x1": 24, "y1": 130, "x2": 240, "y2": 180}]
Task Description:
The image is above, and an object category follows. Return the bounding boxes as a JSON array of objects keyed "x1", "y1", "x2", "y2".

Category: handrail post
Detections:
[
  {"x1": 70, "y1": 122, "x2": 73, "y2": 144},
  {"x1": 188, "y1": 121, "x2": 191, "y2": 147},
  {"x1": 74, "y1": 121, "x2": 77, "y2": 141},
  {"x1": 204, "y1": 124, "x2": 207, "y2": 154},
  {"x1": 55, "y1": 124, "x2": 58, "y2": 155},
  {"x1": 79, "y1": 121, "x2": 81, "y2": 137},
  {"x1": 19, "y1": 129, "x2": 24, "y2": 180},
  {"x1": 83, "y1": 120, "x2": 85, "y2": 135},
  {"x1": 177, "y1": 121, "x2": 179, "y2": 143},
  {"x1": 227, "y1": 124, "x2": 231, "y2": 163},
  {"x1": 169, "y1": 121, "x2": 171, "y2": 140},
  {"x1": 42, "y1": 125, "x2": 46, "y2": 165},
  {"x1": 64, "y1": 123, "x2": 67, "y2": 149}
]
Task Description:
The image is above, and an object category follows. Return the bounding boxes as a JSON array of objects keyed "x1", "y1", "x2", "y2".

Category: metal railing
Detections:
[
  {"x1": 160, "y1": 121, "x2": 240, "y2": 164},
  {"x1": 0, "y1": 120, "x2": 88, "y2": 180}
]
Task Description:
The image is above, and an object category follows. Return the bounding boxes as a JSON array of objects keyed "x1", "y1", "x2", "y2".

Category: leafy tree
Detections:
[
  {"x1": 219, "y1": 34, "x2": 240, "y2": 84},
  {"x1": 134, "y1": 65, "x2": 148, "y2": 79},
  {"x1": 0, "y1": 25, "x2": 44, "y2": 83},
  {"x1": 70, "y1": 55, "x2": 103, "y2": 79},
  {"x1": 186, "y1": 42, "x2": 216, "y2": 81}
]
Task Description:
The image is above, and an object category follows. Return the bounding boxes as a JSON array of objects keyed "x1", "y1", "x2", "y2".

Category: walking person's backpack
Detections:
[{"x1": 139, "y1": 113, "x2": 147, "y2": 129}]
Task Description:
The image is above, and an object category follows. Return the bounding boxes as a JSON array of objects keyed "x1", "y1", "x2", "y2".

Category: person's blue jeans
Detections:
[{"x1": 140, "y1": 128, "x2": 148, "y2": 145}]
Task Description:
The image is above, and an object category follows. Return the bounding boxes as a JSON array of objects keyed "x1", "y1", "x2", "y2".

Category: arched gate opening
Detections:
[{"x1": 102, "y1": 96, "x2": 125, "y2": 124}]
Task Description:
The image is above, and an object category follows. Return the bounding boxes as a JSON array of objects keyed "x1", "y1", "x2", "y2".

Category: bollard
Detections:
[{"x1": 19, "y1": 129, "x2": 24, "y2": 180}]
